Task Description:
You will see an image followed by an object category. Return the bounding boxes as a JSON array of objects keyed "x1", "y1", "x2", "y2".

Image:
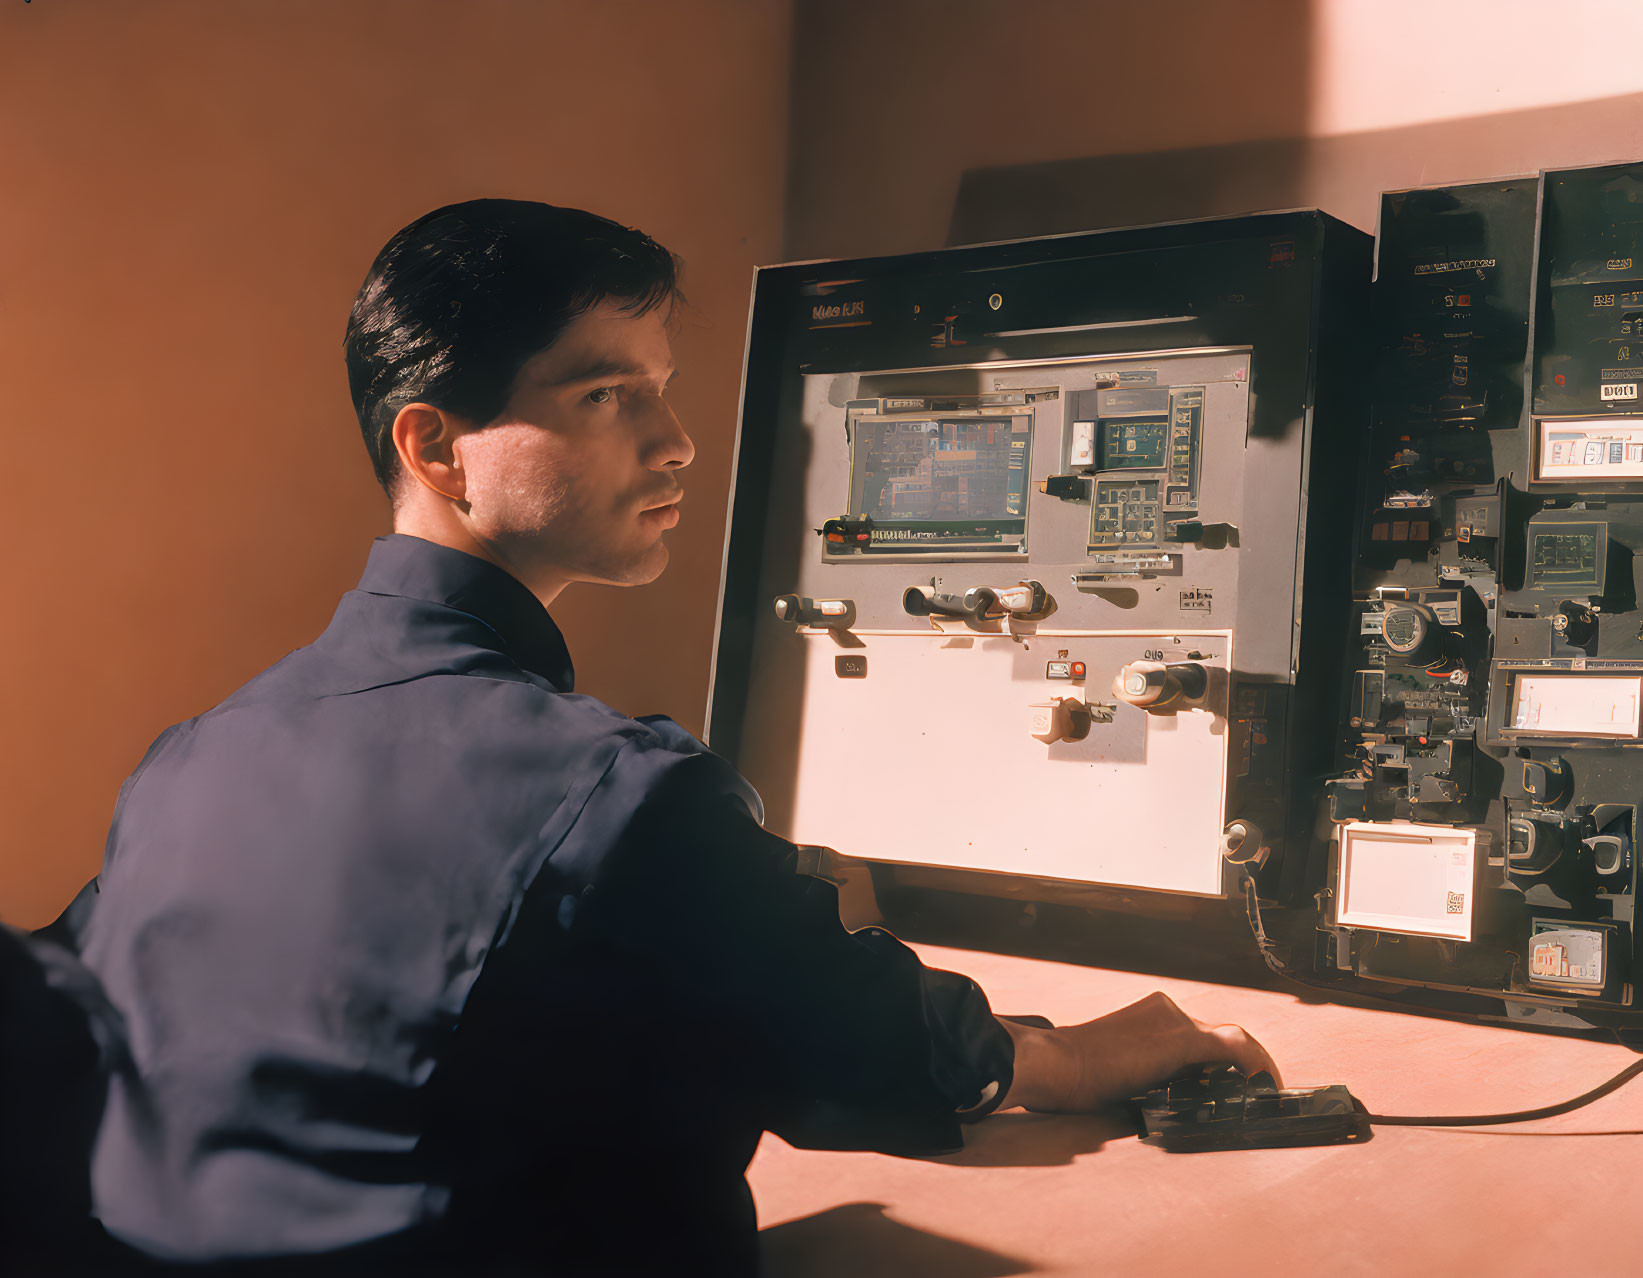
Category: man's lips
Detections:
[
  {"x1": 640, "y1": 490, "x2": 683, "y2": 513},
  {"x1": 640, "y1": 491, "x2": 683, "y2": 526}
]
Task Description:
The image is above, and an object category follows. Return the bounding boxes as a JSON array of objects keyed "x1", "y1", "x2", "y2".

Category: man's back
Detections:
[{"x1": 75, "y1": 536, "x2": 764, "y2": 1267}]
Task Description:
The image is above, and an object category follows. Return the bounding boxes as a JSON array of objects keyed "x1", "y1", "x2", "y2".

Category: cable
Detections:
[
  {"x1": 1365, "y1": 1056, "x2": 1643, "y2": 1126},
  {"x1": 1239, "y1": 874, "x2": 1643, "y2": 1128}
]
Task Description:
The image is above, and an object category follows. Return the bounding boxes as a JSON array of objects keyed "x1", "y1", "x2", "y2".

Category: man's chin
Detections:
[{"x1": 580, "y1": 543, "x2": 670, "y2": 589}]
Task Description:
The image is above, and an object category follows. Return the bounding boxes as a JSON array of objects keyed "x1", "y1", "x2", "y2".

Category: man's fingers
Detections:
[{"x1": 1206, "y1": 1023, "x2": 1282, "y2": 1089}]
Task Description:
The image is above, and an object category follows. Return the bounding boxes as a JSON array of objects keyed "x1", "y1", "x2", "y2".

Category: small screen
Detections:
[
  {"x1": 1336, "y1": 821, "x2": 1476, "y2": 942},
  {"x1": 1529, "y1": 531, "x2": 1600, "y2": 588},
  {"x1": 850, "y1": 416, "x2": 1029, "y2": 521},
  {"x1": 1509, "y1": 673, "x2": 1643, "y2": 738},
  {"x1": 1099, "y1": 417, "x2": 1168, "y2": 469},
  {"x1": 1537, "y1": 419, "x2": 1643, "y2": 481}
]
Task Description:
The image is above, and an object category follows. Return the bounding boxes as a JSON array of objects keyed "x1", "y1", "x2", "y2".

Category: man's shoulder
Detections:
[{"x1": 186, "y1": 645, "x2": 658, "y2": 764}]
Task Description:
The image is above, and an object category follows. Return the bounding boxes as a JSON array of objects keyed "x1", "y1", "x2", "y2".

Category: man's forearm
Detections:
[{"x1": 997, "y1": 1017, "x2": 1078, "y2": 1112}]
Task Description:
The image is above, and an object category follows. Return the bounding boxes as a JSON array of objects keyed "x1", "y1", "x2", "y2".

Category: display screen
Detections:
[
  {"x1": 845, "y1": 412, "x2": 1030, "y2": 548},
  {"x1": 1099, "y1": 416, "x2": 1168, "y2": 469},
  {"x1": 1536, "y1": 419, "x2": 1643, "y2": 480},
  {"x1": 1336, "y1": 821, "x2": 1477, "y2": 942},
  {"x1": 1529, "y1": 531, "x2": 1601, "y2": 589},
  {"x1": 1509, "y1": 673, "x2": 1643, "y2": 738}
]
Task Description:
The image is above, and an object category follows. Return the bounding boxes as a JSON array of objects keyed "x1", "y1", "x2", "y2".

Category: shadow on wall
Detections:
[
  {"x1": 783, "y1": 0, "x2": 1316, "y2": 262},
  {"x1": 947, "y1": 91, "x2": 1643, "y2": 246},
  {"x1": 948, "y1": 137, "x2": 1323, "y2": 245}
]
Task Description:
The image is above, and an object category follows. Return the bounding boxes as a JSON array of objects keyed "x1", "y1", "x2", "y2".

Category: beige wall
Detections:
[
  {"x1": 0, "y1": 0, "x2": 792, "y2": 928},
  {"x1": 787, "y1": 0, "x2": 1643, "y2": 257},
  {"x1": 1308, "y1": 0, "x2": 1643, "y2": 136}
]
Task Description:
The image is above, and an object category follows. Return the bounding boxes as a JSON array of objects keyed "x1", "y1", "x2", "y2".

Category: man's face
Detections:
[{"x1": 453, "y1": 300, "x2": 693, "y2": 597}]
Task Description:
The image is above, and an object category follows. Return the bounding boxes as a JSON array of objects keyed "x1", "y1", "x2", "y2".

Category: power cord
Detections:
[
  {"x1": 1240, "y1": 874, "x2": 1643, "y2": 1128},
  {"x1": 1365, "y1": 1054, "x2": 1643, "y2": 1127}
]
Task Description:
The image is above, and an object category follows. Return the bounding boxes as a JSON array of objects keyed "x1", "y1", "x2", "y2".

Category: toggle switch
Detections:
[
  {"x1": 1112, "y1": 659, "x2": 1209, "y2": 712},
  {"x1": 1164, "y1": 520, "x2": 1238, "y2": 545},
  {"x1": 964, "y1": 579, "x2": 1050, "y2": 618},
  {"x1": 904, "y1": 585, "x2": 988, "y2": 621},
  {"x1": 773, "y1": 595, "x2": 856, "y2": 629},
  {"x1": 907, "y1": 581, "x2": 1050, "y2": 622},
  {"x1": 1039, "y1": 474, "x2": 1093, "y2": 501},
  {"x1": 1029, "y1": 697, "x2": 1093, "y2": 743}
]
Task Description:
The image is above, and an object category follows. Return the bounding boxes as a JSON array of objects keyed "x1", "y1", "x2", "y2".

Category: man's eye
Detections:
[{"x1": 586, "y1": 386, "x2": 616, "y2": 405}]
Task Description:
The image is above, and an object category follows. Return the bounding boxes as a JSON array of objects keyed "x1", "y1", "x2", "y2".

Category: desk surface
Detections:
[{"x1": 750, "y1": 943, "x2": 1643, "y2": 1278}]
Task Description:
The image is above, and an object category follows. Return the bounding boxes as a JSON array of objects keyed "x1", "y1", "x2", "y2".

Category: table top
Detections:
[{"x1": 750, "y1": 942, "x2": 1643, "y2": 1278}]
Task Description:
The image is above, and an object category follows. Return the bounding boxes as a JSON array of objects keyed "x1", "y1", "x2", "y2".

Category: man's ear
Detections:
[{"x1": 391, "y1": 403, "x2": 468, "y2": 503}]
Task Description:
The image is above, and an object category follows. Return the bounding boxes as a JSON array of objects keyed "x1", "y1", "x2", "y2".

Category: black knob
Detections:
[
  {"x1": 1381, "y1": 602, "x2": 1447, "y2": 667},
  {"x1": 1519, "y1": 756, "x2": 1572, "y2": 806},
  {"x1": 1552, "y1": 601, "x2": 1598, "y2": 647},
  {"x1": 1507, "y1": 814, "x2": 1566, "y2": 882},
  {"x1": 1173, "y1": 662, "x2": 1208, "y2": 700}
]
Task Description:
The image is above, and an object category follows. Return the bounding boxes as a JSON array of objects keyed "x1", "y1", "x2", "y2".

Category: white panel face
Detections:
[
  {"x1": 1536, "y1": 418, "x2": 1643, "y2": 481},
  {"x1": 1337, "y1": 822, "x2": 1477, "y2": 941},
  {"x1": 1510, "y1": 674, "x2": 1643, "y2": 738},
  {"x1": 778, "y1": 629, "x2": 1233, "y2": 895}
]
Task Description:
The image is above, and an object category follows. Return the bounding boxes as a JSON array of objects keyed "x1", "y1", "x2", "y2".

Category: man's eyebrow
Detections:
[{"x1": 539, "y1": 358, "x2": 675, "y2": 388}]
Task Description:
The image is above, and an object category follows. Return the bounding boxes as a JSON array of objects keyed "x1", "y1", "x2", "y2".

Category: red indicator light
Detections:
[
  {"x1": 826, "y1": 533, "x2": 844, "y2": 543},
  {"x1": 1070, "y1": 662, "x2": 1086, "y2": 679},
  {"x1": 855, "y1": 532, "x2": 870, "y2": 541}
]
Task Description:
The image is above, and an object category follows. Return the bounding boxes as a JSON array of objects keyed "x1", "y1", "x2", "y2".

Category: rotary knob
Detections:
[
  {"x1": 1380, "y1": 602, "x2": 1448, "y2": 668},
  {"x1": 1552, "y1": 601, "x2": 1598, "y2": 647}
]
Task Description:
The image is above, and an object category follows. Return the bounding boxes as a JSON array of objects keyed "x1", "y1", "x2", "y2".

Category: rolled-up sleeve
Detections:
[{"x1": 575, "y1": 752, "x2": 1014, "y2": 1156}]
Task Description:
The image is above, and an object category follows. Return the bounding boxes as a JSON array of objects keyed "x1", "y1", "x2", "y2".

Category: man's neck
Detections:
[{"x1": 391, "y1": 505, "x2": 568, "y2": 608}]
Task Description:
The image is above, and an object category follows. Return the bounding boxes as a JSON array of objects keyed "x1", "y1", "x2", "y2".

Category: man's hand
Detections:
[{"x1": 997, "y1": 991, "x2": 1281, "y2": 1114}]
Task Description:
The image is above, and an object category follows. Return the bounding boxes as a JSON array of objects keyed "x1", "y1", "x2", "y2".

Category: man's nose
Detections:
[{"x1": 645, "y1": 398, "x2": 695, "y2": 471}]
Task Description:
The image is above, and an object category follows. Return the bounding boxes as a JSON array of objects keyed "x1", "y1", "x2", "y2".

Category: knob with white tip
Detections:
[{"x1": 1112, "y1": 659, "x2": 1208, "y2": 712}]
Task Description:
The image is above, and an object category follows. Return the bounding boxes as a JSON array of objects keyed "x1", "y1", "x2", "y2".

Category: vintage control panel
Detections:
[
  {"x1": 708, "y1": 213, "x2": 1367, "y2": 911},
  {"x1": 1308, "y1": 165, "x2": 1643, "y2": 1032},
  {"x1": 714, "y1": 177, "x2": 1643, "y2": 1034}
]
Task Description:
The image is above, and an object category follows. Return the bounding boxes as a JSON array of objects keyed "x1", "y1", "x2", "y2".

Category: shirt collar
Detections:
[{"x1": 355, "y1": 534, "x2": 575, "y2": 692}]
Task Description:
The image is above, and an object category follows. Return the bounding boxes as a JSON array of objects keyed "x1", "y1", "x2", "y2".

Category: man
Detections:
[{"x1": 59, "y1": 200, "x2": 1278, "y2": 1275}]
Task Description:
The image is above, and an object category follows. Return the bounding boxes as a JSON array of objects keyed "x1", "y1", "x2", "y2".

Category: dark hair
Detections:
[{"x1": 344, "y1": 199, "x2": 681, "y2": 493}]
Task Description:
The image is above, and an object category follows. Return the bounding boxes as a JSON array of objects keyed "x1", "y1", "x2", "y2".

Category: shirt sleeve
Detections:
[{"x1": 572, "y1": 751, "x2": 1015, "y2": 1157}]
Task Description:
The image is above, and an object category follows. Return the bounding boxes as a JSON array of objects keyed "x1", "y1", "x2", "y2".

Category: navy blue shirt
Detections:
[{"x1": 67, "y1": 535, "x2": 1011, "y2": 1274}]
